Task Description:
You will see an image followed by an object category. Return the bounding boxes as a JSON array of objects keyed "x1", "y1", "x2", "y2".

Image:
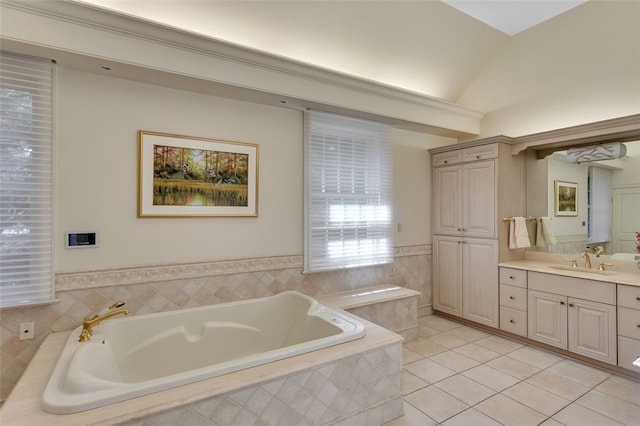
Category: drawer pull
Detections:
[
  {"x1": 509, "y1": 296, "x2": 515, "y2": 300},
  {"x1": 509, "y1": 319, "x2": 514, "y2": 323},
  {"x1": 444, "y1": 160, "x2": 448, "y2": 164},
  {"x1": 476, "y1": 155, "x2": 481, "y2": 159},
  {"x1": 509, "y1": 276, "x2": 515, "y2": 280},
  {"x1": 569, "y1": 303, "x2": 574, "y2": 307},
  {"x1": 637, "y1": 297, "x2": 640, "y2": 301},
  {"x1": 560, "y1": 301, "x2": 565, "y2": 305}
]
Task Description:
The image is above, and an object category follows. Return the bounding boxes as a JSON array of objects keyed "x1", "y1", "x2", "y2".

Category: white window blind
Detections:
[
  {"x1": 588, "y1": 166, "x2": 612, "y2": 244},
  {"x1": 304, "y1": 110, "x2": 393, "y2": 273},
  {"x1": 0, "y1": 52, "x2": 55, "y2": 308}
]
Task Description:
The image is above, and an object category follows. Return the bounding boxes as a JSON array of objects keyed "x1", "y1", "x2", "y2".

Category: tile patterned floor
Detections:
[{"x1": 386, "y1": 315, "x2": 640, "y2": 426}]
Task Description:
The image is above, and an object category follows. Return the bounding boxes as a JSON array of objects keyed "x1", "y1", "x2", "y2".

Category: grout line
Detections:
[{"x1": 399, "y1": 317, "x2": 640, "y2": 426}]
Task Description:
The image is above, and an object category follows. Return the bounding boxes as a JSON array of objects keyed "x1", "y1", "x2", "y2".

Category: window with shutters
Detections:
[
  {"x1": 304, "y1": 110, "x2": 393, "y2": 273},
  {"x1": 0, "y1": 52, "x2": 55, "y2": 308}
]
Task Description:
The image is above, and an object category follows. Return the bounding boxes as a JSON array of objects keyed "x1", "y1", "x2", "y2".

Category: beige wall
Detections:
[
  {"x1": 464, "y1": 0, "x2": 640, "y2": 137},
  {"x1": 55, "y1": 68, "x2": 450, "y2": 272}
]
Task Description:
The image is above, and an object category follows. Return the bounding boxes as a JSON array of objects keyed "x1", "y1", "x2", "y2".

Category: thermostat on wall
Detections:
[{"x1": 65, "y1": 232, "x2": 98, "y2": 248}]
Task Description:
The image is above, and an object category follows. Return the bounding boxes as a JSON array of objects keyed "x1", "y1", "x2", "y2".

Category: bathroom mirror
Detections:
[{"x1": 526, "y1": 139, "x2": 640, "y2": 258}]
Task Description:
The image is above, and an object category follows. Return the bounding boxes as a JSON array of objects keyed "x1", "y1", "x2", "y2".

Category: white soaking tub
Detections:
[{"x1": 42, "y1": 291, "x2": 365, "y2": 414}]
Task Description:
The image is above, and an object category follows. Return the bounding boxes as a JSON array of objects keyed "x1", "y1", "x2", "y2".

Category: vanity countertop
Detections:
[{"x1": 499, "y1": 258, "x2": 640, "y2": 287}]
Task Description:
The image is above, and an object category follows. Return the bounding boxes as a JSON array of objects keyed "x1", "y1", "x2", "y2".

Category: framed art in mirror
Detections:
[{"x1": 554, "y1": 180, "x2": 578, "y2": 217}]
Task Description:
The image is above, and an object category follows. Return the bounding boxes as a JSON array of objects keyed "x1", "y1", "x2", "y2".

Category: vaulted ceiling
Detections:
[
  {"x1": 76, "y1": 0, "x2": 603, "y2": 114},
  {"x1": 76, "y1": 0, "x2": 640, "y2": 121}
]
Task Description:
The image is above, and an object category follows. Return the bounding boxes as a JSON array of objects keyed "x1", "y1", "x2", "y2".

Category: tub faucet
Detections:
[
  {"x1": 79, "y1": 308, "x2": 129, "y2": 342},
  {"x1": 581, "y1": 251, "x2": 592, "y2": 269}
]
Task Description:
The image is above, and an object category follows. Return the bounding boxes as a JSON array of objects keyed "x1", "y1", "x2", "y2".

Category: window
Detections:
[
  {"x1": 587, "y1": 166, "x2": 612, "y2": 244},
  {"x1": 0, "y1": 52, "x2": 55, "y2": 308},
  {"x1": 304, "y1": 110, "x2": 393, "y2": 273}
]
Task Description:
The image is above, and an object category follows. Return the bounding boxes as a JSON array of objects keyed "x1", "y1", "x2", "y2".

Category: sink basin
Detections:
[{"x1": 548, "y1": 265, "x2": 615, "y2": 275}]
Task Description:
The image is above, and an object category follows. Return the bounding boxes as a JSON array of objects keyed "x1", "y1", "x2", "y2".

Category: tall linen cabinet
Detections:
[{"x1": 430, "y1": 138, "x2": 525, "y2": 328}]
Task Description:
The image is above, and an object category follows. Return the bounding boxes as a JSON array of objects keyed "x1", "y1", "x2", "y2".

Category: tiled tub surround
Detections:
[
  {"x1": 0, "y1": 245, "x2": 430, "y2": 402},
  {"x1": 42, "y1": 292, "x2": 367, "y2": 414},
  {"x1": 318, "y1": 286, "x2": 421, "y2": 342},
  {"x1": 1, "y1": 319, "x2": 404, "y2": 425}
]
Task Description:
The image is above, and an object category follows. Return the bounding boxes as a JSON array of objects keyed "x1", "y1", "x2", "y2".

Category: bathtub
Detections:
[{"x1": 42, "y1": 291, "x2": 366, "y2": 414}]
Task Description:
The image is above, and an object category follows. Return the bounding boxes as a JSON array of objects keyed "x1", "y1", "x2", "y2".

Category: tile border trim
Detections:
[{"x1": 55, "y1": 244, "x2": 431, "y2": 291}]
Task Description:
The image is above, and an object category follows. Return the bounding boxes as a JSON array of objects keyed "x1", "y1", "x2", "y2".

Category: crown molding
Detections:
[
  {"x1": 0, "y1": 0, "x2": 482, "y2": 136},
  {"x1": 510, "y1": 114, "x2": 640, "y2": 156}
]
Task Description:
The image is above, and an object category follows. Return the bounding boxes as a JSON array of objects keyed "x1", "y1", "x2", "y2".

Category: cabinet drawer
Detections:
[
  {"x1": 500, "y1": 306, "x2": 527, "y2": 336},
  {"x1": 618, "y1": 285, "x2": 640, "y2": 310},
  {"x1": 618, "y1": 336, "x2": 640, "y2": 373},
  {"x1": 499, "y1": 267, "x2": 527, "y2": 288},
  {"x1": 432, "y1": 150, "x2": 462, "y2": 166},
  {"x1": 462, "y1": 144, "x2": 498, "y2": 162},
  {"x1": 618, "y1": 307, "x2": 640, "y2": 340},
  {"x1": 529, "y1": 272, "x2": 615, "y2": 305},
  {"x1": 500, "y1": 284, "x2": 527, "y2": 311}
]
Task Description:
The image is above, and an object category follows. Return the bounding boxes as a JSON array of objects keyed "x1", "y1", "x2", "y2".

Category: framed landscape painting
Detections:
[
  {"x1": 554, "y1": 180, "x2": 578, "y2": 216},
  {"x1": 138, "y1": 131, "x2": 259, "y2": 217}
]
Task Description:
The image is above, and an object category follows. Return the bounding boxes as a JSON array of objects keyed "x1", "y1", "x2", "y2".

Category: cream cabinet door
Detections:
[
  {"x1": 568, "y1": 298, "x2": 617, "y2": 365},
  {"x1": 433, "y1": 165, "x2": 462, "y2": 235},
  {"x1": 433, "y1": 235, "x2": 462, "y2": 317},
  {"x1": 462, "y1": 160, "x2": 496, "y2": 238},
  {"x1": 462, "y1": 238, "x2": 498, "y2": 328},
  {"x1": 528, "y1": 290, "x2": 567, "y2": 349}
]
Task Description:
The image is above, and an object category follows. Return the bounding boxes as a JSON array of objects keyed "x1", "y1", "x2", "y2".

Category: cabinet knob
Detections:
[
  {"x1": 560, "y1": 301, "x2": 565, "y2": 305},
  {"x1": 569, "y1": 303, "x2": 574, "y2": 307},
  {"x1": 509, "y1": 276, "x2": 515, "y2": 279},
  {"x1": 476, "y1": 155, "x2": 481, "y2": 159},
  {"x1": 509, "y1": 319, "x2": 514, "y2": 323},
  {"x1": 444, "y1": 160, "x2": 448, "y2": 164},
  {"x1": 509, "y1": 296, "x2": 515, "y2": 300},
  {"x1": 636, "y1": 297, "x2": 640, "y2": 301}
]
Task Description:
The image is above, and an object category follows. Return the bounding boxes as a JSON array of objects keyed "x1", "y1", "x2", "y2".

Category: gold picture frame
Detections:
[
  {"x1": 554, "y1": 180, "x2": 578, "y2": 216},
  {"x1": 138, "y1": 131, "x2": 259, "y2": 217}
]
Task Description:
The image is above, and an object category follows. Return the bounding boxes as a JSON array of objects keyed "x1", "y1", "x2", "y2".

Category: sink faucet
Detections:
[
  {"x1": 581, "y1": 251, "x2": 592, "y2": 269},
  {"x1": 79, "y1": 307, "x2": 129, "y2": 342}
]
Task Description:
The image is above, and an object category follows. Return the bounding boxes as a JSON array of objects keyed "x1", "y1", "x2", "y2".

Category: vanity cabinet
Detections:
[
  {"x1": 527, "y1": 272, "x2": 617, "y2": 365},
  {"x1": 499, "y1": 267, "x2": 528, "y2": 336},
  {"x1": 617, "y1": 285, "x2": 640, "y2": 372},
  {"x1": 431, "y1": 139, "x2": 525, "y2": 331},
  {"x1": 433, "y1": 235, "x2": 498, "y2": 327},
  {"x1": 433, "y1": 160, "x2": 496, "y2": 238},
  {"x1": 528, "y1": 290, "x2": 567, "y2": 348}
]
